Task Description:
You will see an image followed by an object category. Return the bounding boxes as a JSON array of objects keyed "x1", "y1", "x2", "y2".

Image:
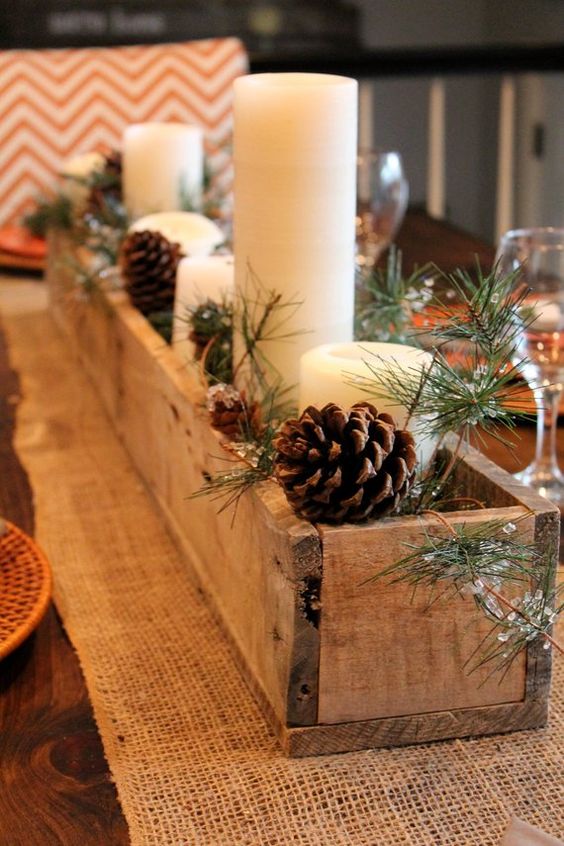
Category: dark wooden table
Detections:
[{"x1": 0, "y1": 212, "x2": 560, "y2": 846}]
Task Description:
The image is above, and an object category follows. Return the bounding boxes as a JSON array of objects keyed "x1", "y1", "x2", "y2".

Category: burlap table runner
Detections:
[{"x1": 2, "y1": 280, "x2": 563, "y2": 846}]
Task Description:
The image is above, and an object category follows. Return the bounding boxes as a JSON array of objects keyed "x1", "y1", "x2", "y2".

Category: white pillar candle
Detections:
[
  {"x1": 123, "y1": 122, "x2": 204, "y2": 220},
  {"x1": 233, "y1": 72, "x2": 358, "y2": 406},
  {"x1": 173, "y1": 255, "x2": 235, "y2": 361},
  {"x1": 299, "y1": 341, "x2": 434, "y2": 466},
  {"x1": 129, "y1": 212, "x2": 224, "y2": 258}
]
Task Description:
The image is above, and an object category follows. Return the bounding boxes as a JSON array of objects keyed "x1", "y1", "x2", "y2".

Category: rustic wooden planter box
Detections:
[{"x1": 47, "y1": 235, "x2": 560, "y2": 757}]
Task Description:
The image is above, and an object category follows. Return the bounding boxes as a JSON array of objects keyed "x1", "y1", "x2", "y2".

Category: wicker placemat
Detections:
[
  {"x1": 0, "y1": 519, "x2": 52, "y2": 659},
  {"x1": 2, "y1": 279, "x2": 563, "y2": 846}
]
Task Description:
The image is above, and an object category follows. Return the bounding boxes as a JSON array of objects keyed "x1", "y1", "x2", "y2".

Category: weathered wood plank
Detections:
[
  {"x1": 46, "y1": 235, "x2": 323, "y2": 729},
  {"x1": 283, "y1": 698, "x2": 548, "y2": 758},
  {"x1": 317, "y1": 507, "x2": 530, "y2": 725}
]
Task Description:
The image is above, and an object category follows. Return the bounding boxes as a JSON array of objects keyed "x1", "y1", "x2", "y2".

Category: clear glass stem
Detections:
[
  {"x1": 533, "y1": 383, "x2": 562, "y2": 478},
  {"x1": 514, "y1": 379, "x2": 564, "y2": 503}
]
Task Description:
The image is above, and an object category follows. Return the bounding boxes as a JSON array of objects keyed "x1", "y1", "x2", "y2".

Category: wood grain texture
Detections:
[
  {"x1": 0, "y1": 305, "x2": 129, "y2": 846},
  {"x1": 391, "y1": 207, "x2": 496, "y2": 277},
  {"x1": 47, "y1": 235, "x2": 324, "y2": 729},
  {"x1": 0, "y1": 315, "x2": 34, "y2": 535},
  {"x1": 0, "y1": 608, "x2": 130, "y2": 846},
  {"x1": 283, "y1": 697, "x2": 549, "y2": 758},
  {"x1": 317, "y1": 507, "x2": 530, "y2": 725}
]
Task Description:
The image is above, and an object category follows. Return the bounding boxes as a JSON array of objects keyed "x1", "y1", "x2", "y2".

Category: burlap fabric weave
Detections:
[{"x1": 2, "y1": 281, "x2": 563, "y2": 846}]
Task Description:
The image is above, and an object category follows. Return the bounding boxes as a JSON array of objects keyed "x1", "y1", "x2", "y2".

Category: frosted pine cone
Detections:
[{"x1": 207, "y1": 383, "x2": 262, "y2": 438}]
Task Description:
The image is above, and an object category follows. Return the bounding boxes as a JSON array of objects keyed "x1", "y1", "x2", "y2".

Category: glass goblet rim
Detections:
[{"x1": 499, "y1": 226, "x2": 564, "y2": 249}]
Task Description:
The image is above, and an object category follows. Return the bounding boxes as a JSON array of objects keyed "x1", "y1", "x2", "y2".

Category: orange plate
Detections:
[
  {"x1": 0, "y1": 521, "x2": 52, "y2": 660},
  {"x1": 0, "y1": 225, "x2": 47, "y2": 259}
]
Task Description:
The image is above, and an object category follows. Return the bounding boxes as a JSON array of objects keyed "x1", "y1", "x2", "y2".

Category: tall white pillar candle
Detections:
[
  {"x1": 299, "y1": 341, "x2": 434, "y2": 466},
  {"x1": 123, "y1": 122, "x2": 204, "y2": 220},
  {"x1": 173, "y1": 255, "x2": 235, "y2": 361},
  {"x1": 233, "y1": 73, "x2": 358, "y2": 406}
]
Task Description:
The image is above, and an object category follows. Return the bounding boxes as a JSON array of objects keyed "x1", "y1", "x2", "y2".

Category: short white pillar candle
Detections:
[
  {"x1": 233, "y1": 72, "x2": 358, "y2": 405},
  {"x1": 173, "y1": 255, "x2": 234, "y2": 361},
  {"x1": 123, "y1": 122, "x2": 204, "y2": 220},
  {"x1": 128, "y1": 212, "x2": 224, "y2": 258},
  {"x1": 299, "y1": 341, "x2": 434, "y2": 466}
]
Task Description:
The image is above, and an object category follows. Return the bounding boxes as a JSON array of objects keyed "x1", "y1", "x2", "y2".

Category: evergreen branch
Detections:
[
  {"x1": 70, "y1": 196, "x2": 128, "y2": 267},
  {"x1": 355, "y1": 245, "x2": 434, "y2": 343},
  {"x1": 22, "y1": 193, "x2": 73, "y2": 237},
  {"x1": 470, "y1": 559, "x2": 563, "y2": 678},
  {"x1": 233, "y1": 262, "x2": 305, "y2": 405},
  {"x1": 60, "y1": 255, "x2": 104, "y2": 297},
  {"x1": 346, "y1": 347, "x2": 532, "y2": 444},
  {"x1": 420, "y1": 262, "x2": 533, "y2": 355},
  {"x1": 189, "y1": 421, "x2": 276, "y2": 519},
  {"x1": 366, "y1": 515, "x2": 542, "y2": 590},
  {"x1": 147, "y1": 310, "x2": 174, "y2": 344},
  {"x1": 181, "y1": 297, "x2": 233, "y2": 385}
]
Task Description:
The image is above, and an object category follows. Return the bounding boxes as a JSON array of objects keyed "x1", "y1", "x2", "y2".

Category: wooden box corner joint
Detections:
[{"x1": 47, "y1": 233, "x2": 560, "y2": 758}]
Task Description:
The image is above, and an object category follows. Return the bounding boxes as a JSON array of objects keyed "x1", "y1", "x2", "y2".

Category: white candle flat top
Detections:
[
  {"x1": 130, "y1": 212, "x2": 224, "y2": 257},
  {"x1": 124, "y1": 122, "x2": 202, "y2": 138},
  {"x1": 237, "y1": 72, "x2": 356, "y2": 89},
  {"x1": 304, "y1": 341, "x2": 430, "y2": 373},
  {"x1": 60, "y1": 151, "x2": 104, "y2": 178}
]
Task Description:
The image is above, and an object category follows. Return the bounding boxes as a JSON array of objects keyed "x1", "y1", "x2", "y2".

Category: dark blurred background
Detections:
[{"x1": 1, "y1": 0, "x2": 563, "y2": 243}]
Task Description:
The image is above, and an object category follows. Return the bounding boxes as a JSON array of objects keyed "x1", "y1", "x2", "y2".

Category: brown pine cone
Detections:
[
  {"x1": 273, "y1": 401, "x2": 417, "y2": 523},
  {"x1": 103, "y1": 149, "x2": 122, "y2": 181},
  {"x1": 207, "y1": 383, "x2": 261, "y2": 438},
  {"x1": 86, "y1": 149, "x2": 122, "y2": 215},
  {"x1": 119, "y1": 230, "x2": 184, "y2": 316}
]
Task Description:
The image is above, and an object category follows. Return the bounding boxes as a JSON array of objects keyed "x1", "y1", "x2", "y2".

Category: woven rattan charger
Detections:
[{"x1": 0, "y1": 520, "x2": 52, "y2": 659}]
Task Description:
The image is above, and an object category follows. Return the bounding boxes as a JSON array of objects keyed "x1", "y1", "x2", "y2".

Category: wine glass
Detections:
[
  {"x1": 496, "y1": 227, "x2": 564, "y2": 504},
  {"x1": 356, "y1": 150, "x2": 409, "y2": 269}
]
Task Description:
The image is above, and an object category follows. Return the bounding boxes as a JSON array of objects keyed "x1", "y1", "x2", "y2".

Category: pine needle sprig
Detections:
[
  {"x1": 398, "y1": 452, "x2": 474, "y2": 515},
  {"x1": 420, "y1": 262, "x2": 532, "y2": 355},
  {"x1": 22, "y1": 193, "x2": 73, "y2": 237},
  {"x1": 345, "y1": 348, "x2": 530, "y2": 446},
  {"x1": 355, "y1": 246, "x2": 433, "y2": 343},
  {"x1": 61, "y1": 255, "x2": 104, "y2": 298},
  {"x1": 186, "y1": 264, "x2": 307, "y2": 516},
  {"x1": 234, "y1": 263, "x2": 306, "y2": 404},
  {"x1": 183, "y1": 297, "x2": 233, "y2": 385},
  {"x1": 364, "y1": 512, "x2": 562, "y2": 676},
  {"x1": 147, "y1": 310, "x2": 174, "y2": 344},
  {"x1": 366, "y1": 515, "x2": 543, "y2": 591},
  {"x1": 471, "y1": 577, "x2": 564, "y2": 678},
  {"x1": 190, "y1": 420, "x2": 277, "y2": 518},
  {"x1": 86, "y1": 166, "x2": 121, "y2": 195}
]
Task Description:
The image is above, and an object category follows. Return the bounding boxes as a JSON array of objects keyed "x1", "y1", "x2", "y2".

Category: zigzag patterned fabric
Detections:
[{"x1": 0, "y1": 37, "x2": 248, "y2": 226}]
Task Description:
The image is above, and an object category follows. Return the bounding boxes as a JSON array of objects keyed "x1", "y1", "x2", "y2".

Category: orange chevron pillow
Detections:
[{"x1": 0, "y1": 37, "x2": 248, "y2": 226}]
